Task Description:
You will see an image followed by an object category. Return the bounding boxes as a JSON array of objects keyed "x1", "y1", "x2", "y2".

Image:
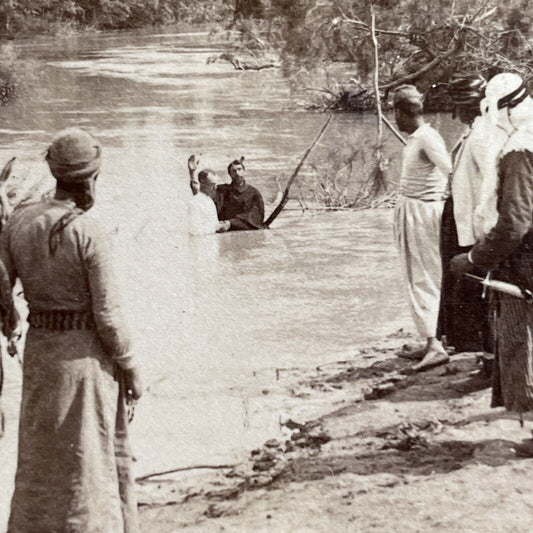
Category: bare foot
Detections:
[
  {"x1": 396, "y1": 344, "x2": 426, "y2": 361},
  {"x1": 411, "y1": 349, "x2": 450, "y2": 372}
]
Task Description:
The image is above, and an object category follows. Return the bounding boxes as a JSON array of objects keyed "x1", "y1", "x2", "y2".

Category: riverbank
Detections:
[{"x1": 138, "y1": 330, "x2": 533, "y2": 532}]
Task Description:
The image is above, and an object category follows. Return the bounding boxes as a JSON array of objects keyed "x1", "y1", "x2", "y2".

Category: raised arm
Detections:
[{"x1": 188, "y1": 155, "x2": 200, "y2": 195}]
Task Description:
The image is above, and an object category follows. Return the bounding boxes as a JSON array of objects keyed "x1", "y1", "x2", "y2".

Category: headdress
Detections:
[
  {"x1": 392, "y1": 85, "x2": 424, "y2": 113},
  {"x1": 46, "y1": 127, "x2": 101, "y2": 182},
  {"x1": 448, "y1": 73, "x2": 487, "y2": 106}
]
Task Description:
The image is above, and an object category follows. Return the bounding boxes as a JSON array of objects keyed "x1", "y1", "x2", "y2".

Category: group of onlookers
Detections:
[{"x1": 393, "y1": 72, "x2": 533, "y2": 455}]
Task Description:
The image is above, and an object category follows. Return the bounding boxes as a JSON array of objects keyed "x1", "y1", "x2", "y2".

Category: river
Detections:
[{"x1": 0, "y1": 29, "x2": 459, "y2": 529}]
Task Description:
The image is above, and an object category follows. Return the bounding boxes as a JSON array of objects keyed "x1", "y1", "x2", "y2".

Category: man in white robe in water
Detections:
[
  {"x1": 393, "y1": 84, "x2": 452, "y2": 371},
  {"x1": 188, "y1": 169, "x2": 230, "y2": 235}
]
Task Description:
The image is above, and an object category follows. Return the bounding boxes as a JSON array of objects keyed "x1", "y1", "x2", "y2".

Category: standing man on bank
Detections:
[
  {"x1": 1, "y1": 127, "x2": 142, "y2": 532},
  {"x1": 393, "y1": 84, "x2": 452, "y2": 372},
  {"x1": 438, "y1": 74, "x2": 495, "y2": 355}
]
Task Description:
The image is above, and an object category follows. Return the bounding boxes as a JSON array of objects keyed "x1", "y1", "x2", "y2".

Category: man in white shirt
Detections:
[
  {"x1": 393, "y1": 84, "x2": 452, "y2": 372},
  {"x1": 188, "y1": 170, "x2": 229, "y2": 236}
]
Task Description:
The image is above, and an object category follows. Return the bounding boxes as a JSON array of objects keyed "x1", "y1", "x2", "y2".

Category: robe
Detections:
[
  {"x1": 216, "y1": 182, "x2": 265, "y2": 231},
  {"x1": 0, "y1": 198, "x2": 139, "y2": 533}
]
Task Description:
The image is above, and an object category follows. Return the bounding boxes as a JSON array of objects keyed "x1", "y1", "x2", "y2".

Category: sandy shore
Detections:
[{"x1": 137, "y1": 330, "x2": 533, "y2": 532}]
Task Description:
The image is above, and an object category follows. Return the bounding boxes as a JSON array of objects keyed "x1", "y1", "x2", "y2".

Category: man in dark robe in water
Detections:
[{"x1": 216, "y1": 158, "x2": 265, "y2": 231}]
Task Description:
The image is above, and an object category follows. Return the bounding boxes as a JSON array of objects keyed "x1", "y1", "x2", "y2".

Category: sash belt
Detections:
[{"x1": 28, "y1": 310, "x2": 95, "y2": 331}]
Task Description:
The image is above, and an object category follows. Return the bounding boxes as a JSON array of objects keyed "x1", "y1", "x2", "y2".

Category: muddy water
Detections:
[{"x1": 0, "y1": 30, "x2": 460, "y2": 528}]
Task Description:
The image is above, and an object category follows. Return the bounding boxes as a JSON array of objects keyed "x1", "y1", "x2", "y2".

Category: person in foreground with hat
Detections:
[
  {"x1": 438, "y1": 74, "x2": 496, "y2": 358},
  {"x1": 215, "y1": 157, "x2": 265, "y2": 231},
  {"x1": 0, "y1": 127, "x2": 142, "y2": 532},
  {"x1": 393, "y1": 84, "x2": 452, "y2": 372},
  {"x1": 450, "y1": 73, "x2": 533, "y2": 455}
]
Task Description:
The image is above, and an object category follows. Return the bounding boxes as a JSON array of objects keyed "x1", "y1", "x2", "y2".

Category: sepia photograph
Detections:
[{"x1": 1, "y1": 1, "x2": 533, "y2": 531}]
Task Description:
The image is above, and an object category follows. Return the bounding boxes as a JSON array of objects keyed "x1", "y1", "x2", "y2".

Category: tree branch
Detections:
[{"x1": 379, "y1": 40, "x2": 460, "y2": 90}]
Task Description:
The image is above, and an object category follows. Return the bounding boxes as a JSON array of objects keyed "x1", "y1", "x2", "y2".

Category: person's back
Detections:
[
  {"x1": 2, "y1": 127, "x2": 141, "y2": 533},
  {"x1": 188, "y1": 169, "x2": 223, "y2": 235},
  {"x1": 6, "y1": 200, "x2": 101, "y2": 312}
]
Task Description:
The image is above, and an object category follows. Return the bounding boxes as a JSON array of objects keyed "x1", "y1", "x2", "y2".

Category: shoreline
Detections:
[{"x1": 138, "y1": 330, "x2": 533, "y2": 532}]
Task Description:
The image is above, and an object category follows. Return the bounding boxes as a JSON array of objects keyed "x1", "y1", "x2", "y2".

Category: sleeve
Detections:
[
  {"x1": 229, "y1": 190, "x2": 265, "y2": 231},
  {"x1": 471, "y1": 150, "x2": 533, "y2": 269},
  {"x1": 0, "y1": 224, "x2": 19, "y2": 338},
  {"x1": 0, "y1": 219, "x2": 16, "y2": 285},
  {"x1": 82, "y1": 221, "x2": 136, "y2": 370},
  {"x1": 422, "y1": 130, "x2": 452, "y2": 176},
  {"x1": 0, "y1": 259, "x2": 17, "y2": 338}
]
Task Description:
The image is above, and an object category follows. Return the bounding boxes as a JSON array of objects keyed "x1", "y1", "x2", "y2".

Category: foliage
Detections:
[
  {"x1": 0, "y1": 43, "x2": 20, "y2": 105},
  {"x1": 0, "y1": 0, "x2": 234, "y2": 35},
  {"x1": 298, "y1": 137, "x2": 395, "y2": 209},
  {"x1": 228, "y1": 0, "x2": 533, "y2": 109}
]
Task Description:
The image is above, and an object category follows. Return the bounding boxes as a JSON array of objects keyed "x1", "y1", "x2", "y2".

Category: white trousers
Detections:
[{"x1": 394, "y1": 196, "x2": 445, "y2": 338}]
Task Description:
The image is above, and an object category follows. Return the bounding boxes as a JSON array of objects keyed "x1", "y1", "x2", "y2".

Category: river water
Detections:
[{"x1": 0, "y1": 30, "x2": 459, "y2": 528}]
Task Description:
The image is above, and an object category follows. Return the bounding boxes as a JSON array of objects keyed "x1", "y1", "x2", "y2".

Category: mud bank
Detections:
[{"x1": 137, "y1": 331, "x2": 533, "y2": 532}]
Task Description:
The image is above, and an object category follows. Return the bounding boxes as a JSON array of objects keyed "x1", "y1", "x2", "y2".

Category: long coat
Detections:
[{"x1": 0, "y1": 197, "x2": 138, "y2": 533}]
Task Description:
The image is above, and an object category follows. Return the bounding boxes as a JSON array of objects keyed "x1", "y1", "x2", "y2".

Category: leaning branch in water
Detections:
[
  {"x1": 136, "y1": 463, "x2": 239, "y2": 483},
  {"x1": 264, "y1": 114, "x2": 334, "y2": 227}
]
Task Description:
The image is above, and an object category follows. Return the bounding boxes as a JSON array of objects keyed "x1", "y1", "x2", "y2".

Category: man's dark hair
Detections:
[{"x1": 227, "y1": 157, "x2": 245, "y2": 175}]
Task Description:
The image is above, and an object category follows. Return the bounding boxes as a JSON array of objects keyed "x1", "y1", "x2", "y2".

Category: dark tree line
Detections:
[{"x1": 0, "y1": 0, "x2": 234, "y2": 35}]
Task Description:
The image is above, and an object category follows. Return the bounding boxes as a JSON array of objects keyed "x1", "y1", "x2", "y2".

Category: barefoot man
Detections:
[{"x1": 393, "y1": 85, "x2": 452, "y2": 371}]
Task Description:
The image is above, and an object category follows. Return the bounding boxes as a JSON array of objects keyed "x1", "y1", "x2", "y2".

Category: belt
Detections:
[
  {"x1": 399, "y1": 193, "x2": 447, "y2": 202},
  {"x1": 28, "y1": 310, "x2": 95, "y2": 331}
]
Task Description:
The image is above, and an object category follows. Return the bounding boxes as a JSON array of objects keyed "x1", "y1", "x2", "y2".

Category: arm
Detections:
[
  {"x1": 83, "y1": 223, "x2": 142, "y2": 398},
  {"x1": 422, "y1": 129, "x2": 452, "y2": 176},
  {"x1": 0, "y1": 225, "x2": 19, "y2": 339},
  {"x1": 83, "y1": 223, "x2": 135, "y2": 369},
  {"x1": 471, "y1": 150, "x2": 533, "y2": 269},
  {"x1": 188, "y1": 155, "x2": 200, "y2": 195}
]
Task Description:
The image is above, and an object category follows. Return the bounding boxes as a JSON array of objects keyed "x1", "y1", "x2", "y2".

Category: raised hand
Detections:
[{"x1": 187, "y1": 155, "x2": 200, "y2": 173}]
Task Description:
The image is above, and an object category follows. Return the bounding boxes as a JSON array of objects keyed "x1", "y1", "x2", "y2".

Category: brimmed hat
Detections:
[
  {"x1": 46, "y1": 127, "x2": 101, "y2": 183},
  {"x1": 448, "y1": 73, "x2": 487, "y2": 106}
]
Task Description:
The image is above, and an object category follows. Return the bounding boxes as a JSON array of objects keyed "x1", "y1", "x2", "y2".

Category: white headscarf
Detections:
[{"x1": 473, "y1": 73, "x2": 533, "y2": 239}]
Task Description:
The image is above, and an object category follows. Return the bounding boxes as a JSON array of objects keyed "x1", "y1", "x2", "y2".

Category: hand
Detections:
[
  {"x1": 188, "y1": 155, "x2": 200, "y2": 173},
  {"x1": 217, "y1": 220, "x2": 231, "y2": 233},
  {"x1": 7, "y1": 324, "x2": 22, "y2": 357},
  {"x1": 450, "y1": 253, "x2": 474, "y2": 278},
  {"x1": 124, "y1": 367, "x2": 143, "y2": 401}
]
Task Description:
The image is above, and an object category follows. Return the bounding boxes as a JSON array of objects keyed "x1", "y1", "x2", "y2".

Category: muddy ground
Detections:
[{"x1": 138, "y1": 331, "x2": 533, "y2": 532}]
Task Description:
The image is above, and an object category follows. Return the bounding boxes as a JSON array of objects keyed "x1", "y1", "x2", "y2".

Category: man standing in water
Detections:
[
  {"x1": 393, "y1": 84, "x2": 452, "y2": 372},
  {"x1": 216, "y1": 157, "x2": 265, "y2": 231}
]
